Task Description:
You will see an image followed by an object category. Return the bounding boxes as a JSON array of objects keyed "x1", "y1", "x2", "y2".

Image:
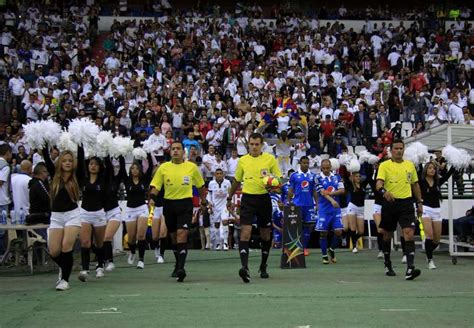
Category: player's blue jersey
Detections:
[
  {"x1": 270, "y1": 193, "x2": 283, "y2": 228},
  {"x1": 314, "y1": 172, "x2": 344, "y2": 212},
  {"x1": 289, "y1": 170, "x2": 315, "y2": 207},
  {"x1": 280, "y1": 183, "x2": 290, "y2": 204}
]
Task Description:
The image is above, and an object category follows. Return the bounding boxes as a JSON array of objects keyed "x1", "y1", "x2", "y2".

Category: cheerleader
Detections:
[
  {"x1": 370, "y1": 163, "x2": 385, "y2": 258},
  {"x1": 151, "y1": 188, "x2": 167, "y2": 263},
  {"x1": 419, "y1": 161, "x2": 454, "y2": 269},
  {"x1": 102, "y1": 156, "x2": 126, "y2": 272},
  {"x1": 122, "y1": 153, "x2": 154, "y2": 269},
  {"x1": 346, "y1": 169, "x2": 372, "y2": 253},
  {"x1": 78, "y1": 156, "x2": 108, "y2": 282},
  {"x1": 43, "y1": 145, "x2": 84, "y2": 291}
]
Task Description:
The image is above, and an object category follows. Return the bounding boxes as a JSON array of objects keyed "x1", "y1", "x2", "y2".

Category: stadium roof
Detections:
[{"x1": 405, "y1": 124, "x2": 474, "y2": 155}]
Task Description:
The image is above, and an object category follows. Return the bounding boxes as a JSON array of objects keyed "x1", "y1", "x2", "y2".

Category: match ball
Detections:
[{"x1": 262, "y1": 175, "x2": 280, "y2": 190}]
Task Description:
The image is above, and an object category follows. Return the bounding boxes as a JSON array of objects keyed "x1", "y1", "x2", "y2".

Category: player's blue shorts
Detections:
[
  {"x1": 273, "y1": 230, "x2": 282, "y2": 245},
  {"x1": 301, "y1": 206, "x2": 316, "y2": 224},
  {"x1": 315, "y1": 208, "x2": 343, "y2": 231}
]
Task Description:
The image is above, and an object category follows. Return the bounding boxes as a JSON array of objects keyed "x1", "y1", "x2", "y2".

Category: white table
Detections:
[{"x1": 1, "y1": 223, "x2": 49, "y2": 273}]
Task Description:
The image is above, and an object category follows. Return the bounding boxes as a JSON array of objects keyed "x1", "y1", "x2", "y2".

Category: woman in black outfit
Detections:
[
  {"x1": 122, "y1": 153, "x2": 154, "y2": 269},
  {"x1": 102, "y1": 155, "x2": 127, "y2": 272},
  {"x1": 419, "y1": 161, "x2": 454, "y2": 269},
  {"x1": 43, "y1": 145, "x2": 84, "y2": 291},
  {"x1": 77, "y1": 156, "x2": 108, "y2": 282}
]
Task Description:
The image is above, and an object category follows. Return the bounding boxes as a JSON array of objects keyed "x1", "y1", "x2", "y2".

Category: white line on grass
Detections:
[
  {"x1": 109, "y1": 294, "x2": 141, "y2": 297},
  {"x1": 380, "y1": 309, "x2": 417, "y2": 312},
  {"x1": 81, "y1": 312, "x2": 122, "y2": 314},
  {"x1": 338, "y1": 280, "x2": 363, "y2": 284}
]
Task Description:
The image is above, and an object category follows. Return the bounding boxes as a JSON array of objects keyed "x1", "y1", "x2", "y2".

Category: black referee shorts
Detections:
[
  {"x1": 380, "y1": 198, "x2": 416, "y2": 232},
  {"x1": 163, "y1": 198, "x2": 193, "y2": 233},
  {"x1": 240, "y1": 193, "x2": 272, "y2": 228}
]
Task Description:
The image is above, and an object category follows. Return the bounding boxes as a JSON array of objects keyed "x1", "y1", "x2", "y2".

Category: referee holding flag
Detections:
[
  {"x1": 149, "y1": 141, "x2": 206, "y2": 282},
  {"x1": 376, "y1": 139, "x2": 423, "y2": 280},
  {"x1": 227, "y1": 133, "x2": 282, "y2": 283}
]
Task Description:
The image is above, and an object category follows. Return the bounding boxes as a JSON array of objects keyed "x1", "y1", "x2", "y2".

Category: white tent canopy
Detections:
[{"x1": 404, "y1": 124, "x2": 474, "y2": 155}]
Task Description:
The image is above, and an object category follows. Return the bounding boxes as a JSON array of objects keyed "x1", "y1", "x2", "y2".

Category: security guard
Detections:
[
  {"x1": 227, "y1": 133, "x2": 282, "y2": 283},
  {"x1": 149, "y1": 141, "x2": 206, "y2": 282},
  {"x1": 376, "y1": 139, "x2": 423, "y2": 280}
]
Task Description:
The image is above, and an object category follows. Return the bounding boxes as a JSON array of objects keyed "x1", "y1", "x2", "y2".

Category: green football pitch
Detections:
[{"x1": 0, "y1": 249, "x2": 473, "y2": 328}]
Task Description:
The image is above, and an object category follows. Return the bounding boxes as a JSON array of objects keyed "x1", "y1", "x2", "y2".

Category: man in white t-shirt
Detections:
[
  {"x1": 206, "y1": 169, "x2": 231, "y2": 250},
  {"x1": 11, "y1": 160, "x2": 32, "y2": 216},
  {"x1": 226, "y1": 149, "x2": 239, "y2": 180},
  {"x1": 0, "y1": 144, "x2": 12, "y2": 255}
]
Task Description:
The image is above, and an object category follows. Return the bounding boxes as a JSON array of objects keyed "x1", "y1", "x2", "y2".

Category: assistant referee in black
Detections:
[
  {"x1": 227, "y1": 133, "x2": 282, "y2": 283},
  {"x1": 149, "y1": 141, "x2": 206, "y2": 282},
  {"x1": 376, "y1": 139, "x2": 423, "y2": 280}
]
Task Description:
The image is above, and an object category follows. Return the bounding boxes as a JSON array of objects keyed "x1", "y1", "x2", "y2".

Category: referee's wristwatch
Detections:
[{"x1": 416, "y1": 200, "x2": 423, "y2": 205}]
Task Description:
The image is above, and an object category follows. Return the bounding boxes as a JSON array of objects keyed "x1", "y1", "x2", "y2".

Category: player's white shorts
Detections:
[
  {"x1": 123, "y1": 205, "x2": 149, "y2": 222},
  {"x1": 211, "y1": 208, "x2": 226, "y2": 223},
  {"x1": 422, "y1": 205, "x2": 442, "y2": 222},
  {"x1": 153, "y1": 206, "x2": 163, "y2": 220},
  {"x1": 347, "y1": 202, "x2": 364, "y2": 219},
  {"x1": 81, "y1": 209, "x2": 107, "y2": 227},
  {"x1": 49, "y1": 207, "x2": 81, "y2": 229},
  {"x1": 105, "y1": 206, "x2": 122, "y2": 222},
  {"x1": 341, "y1": 207, "x2": 348, "y2": 217},
  {"x1": 373, "y1": 204, "x2": 382, "y2": 215}
]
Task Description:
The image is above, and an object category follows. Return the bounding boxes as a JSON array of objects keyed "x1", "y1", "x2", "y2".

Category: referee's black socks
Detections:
[
  {"x1": 260, "y1": 239, "x2": 272, "y2": 267},
  {"x1": 382, "y1": 239, "x2": 391, "y2": 263},
  {"x1": 405, "y1": 240, "x2": 415, "y2": 268},
  {"x1": 239, "y1": 241, "x2": 249, "y2": 268},
  {"x1": 177, "y1": 243, "x2": 187, "y2": 270},
  {"x1": 400, "y1": 236, "x2": 407, "y2": 255}
]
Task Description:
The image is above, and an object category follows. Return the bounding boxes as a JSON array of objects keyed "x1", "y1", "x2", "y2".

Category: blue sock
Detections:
[
  {"x1": 320, "y1": 237, "x2": 327, "y2": 256},
  {"x1": 303, "y1": 226, "x2": 312, "y2": 249},
  {"x1": 330, "y1": 235, "x2": 340, "y2": 250}
]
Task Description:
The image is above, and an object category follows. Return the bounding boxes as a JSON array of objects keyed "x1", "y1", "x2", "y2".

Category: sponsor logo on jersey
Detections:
[{"x1": 301, "y1": 180, "x2": 309, "y2": 188}]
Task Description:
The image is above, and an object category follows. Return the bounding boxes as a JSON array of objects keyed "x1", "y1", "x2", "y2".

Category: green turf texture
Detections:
[{"x1": 0, "y1": 249, "x2": 473, "y2": 328}]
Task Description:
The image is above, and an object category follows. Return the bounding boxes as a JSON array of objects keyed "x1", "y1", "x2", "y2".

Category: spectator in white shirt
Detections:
[{"x1": 11, "y1": 160, "x2": 32, "y2": 214}]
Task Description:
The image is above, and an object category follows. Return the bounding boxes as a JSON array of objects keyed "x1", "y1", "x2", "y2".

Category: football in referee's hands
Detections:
[{"x1": 262, "y1": 175, "x2": 280, "y2": 191}]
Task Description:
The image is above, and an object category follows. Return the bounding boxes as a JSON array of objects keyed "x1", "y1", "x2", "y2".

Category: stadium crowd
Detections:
[{"x1": 0, "y1": 1, "x2": 473, "y2": 262}]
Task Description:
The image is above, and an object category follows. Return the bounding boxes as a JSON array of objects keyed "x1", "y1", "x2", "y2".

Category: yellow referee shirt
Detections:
[
  {"x1": 150, "y1": 161, "x2": 204, "y2": 200},
  {"x1": 235, "y1": 152, "x2": 282, "y2": 195},
  {"x1": 376, "y1": 160, "x2": 418, "y2": 199}
]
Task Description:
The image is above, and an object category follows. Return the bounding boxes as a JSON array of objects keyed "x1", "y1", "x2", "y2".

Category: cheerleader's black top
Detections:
[
  {"x1": 123, "y1": 153, "x2": 154, "y2": 208},
  {"x1": 44, "y1": 146, "x2": 85, "y2": 212}
]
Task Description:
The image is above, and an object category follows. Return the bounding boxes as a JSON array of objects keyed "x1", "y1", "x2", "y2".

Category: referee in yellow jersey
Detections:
[
  {"x1": 376, "y1": 139, "x2": 423, "y2": 280},
  {"x1": 149, "y1": 141, "x2": 206, "y2": 282},
  {"x1": 227, "y1": 133, "x2": 282, "y2": 283}
]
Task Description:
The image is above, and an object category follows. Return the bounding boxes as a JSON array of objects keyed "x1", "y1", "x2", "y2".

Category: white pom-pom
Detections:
[
  {"x1": 404, "y1": 142, "x2": 429, "y2": 166},
  {"x1": 142, "y1": 137, "x2": 160, "y2": 153},
  {"x1": 23, "y1": 121, "x2": 45, "y2": 150},
  {"x1": 347, "y1": 158, "x2": 361, "y2": 173},
  {"x1": 338, "y1": 153, "x2": 353, "y2": 167},
  {"x1": 442, "y1": 145, "x2": 472, "y2": 170},
  {"x1": 41, "y1": 120, "x2": 63, "y2": 146},
  {"x1": 132, "y1": 147, "x2": 147, "y2": 160},
  {"x1": 368, "y1": 154, "x2": 380, "y2": 165},
  {"x1": 329, "y1": 158, "x2": 340, "y2": 170},
  {"x1": 96, "y1": 131, "x2": 114, "y2": 158},
  {"x1": 57, "y1": 132, "x2": 78, "y2": 154},
  {"x1": 68, "y1": 118, "x2": 100, "y2": 147},
  {"x1": 109, "y1": 136, "x2": 134, "y2": 158}
]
